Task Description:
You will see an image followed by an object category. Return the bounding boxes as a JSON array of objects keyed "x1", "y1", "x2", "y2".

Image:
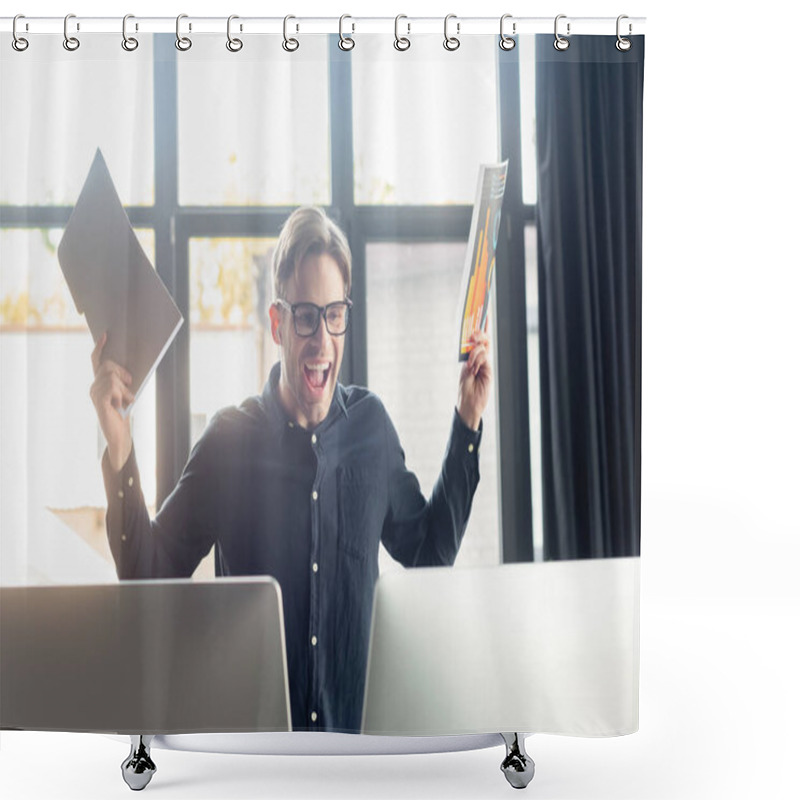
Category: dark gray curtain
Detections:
[{"x1": 535, "y1": 35, "x2": 644, "y2": 560}]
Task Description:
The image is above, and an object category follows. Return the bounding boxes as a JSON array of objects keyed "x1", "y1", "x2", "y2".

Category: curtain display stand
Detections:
[{"x1": 120, "y1": 732, "x2": 533, "y2": 790}]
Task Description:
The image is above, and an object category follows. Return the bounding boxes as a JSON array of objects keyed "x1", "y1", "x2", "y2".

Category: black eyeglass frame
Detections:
[{"x1": 275, "y1": 297, "x2": 353, "y2": 337}]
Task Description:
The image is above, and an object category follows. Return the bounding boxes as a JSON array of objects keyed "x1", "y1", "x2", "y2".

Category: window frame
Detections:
[{"x1": 0, "y1": 34, "x2": 539, "y2": 564}]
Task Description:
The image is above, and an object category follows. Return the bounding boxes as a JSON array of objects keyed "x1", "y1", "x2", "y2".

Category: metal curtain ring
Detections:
[
  {"x1": 443, "y1": 14, "x2": 460, "y2": 51},
  {"x1": 12, "y1": 14, "x2": 29, "y2": 51},
  {"x1": 283, "y1": 15, "x2": 299, "y2": 52},
  {"x1": 499, "y1": 14, "x2": 515, "y2": 51},
  {"x1": 616, "y1": 14, "x2": 632, "y2": 51},
  {"x1": 175, "y1": 14, "x2": 192, "y2": 51},
  {"x1": 227, "y1": 15, "x2": 243, "y2": 52},
  {"x1": 122, "y1": 14, "x2": 139, "y2": 51},
  {"x1": 63, "y1": 13, "x2": 80, "y2": 51},
  {"x1": 338, "y1": 14, "x2": 355, "y2": 51},
  {"x1": 553, "y1": 14, "x2": 570, "y2": 51},
  {"x1": 394, "y1": 14, "x2": 410, "y2": 51}
]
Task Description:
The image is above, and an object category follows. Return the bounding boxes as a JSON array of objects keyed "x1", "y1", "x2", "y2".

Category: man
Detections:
[{"x1": 90, "y1": 206, "x2": 492, "y2": 733}]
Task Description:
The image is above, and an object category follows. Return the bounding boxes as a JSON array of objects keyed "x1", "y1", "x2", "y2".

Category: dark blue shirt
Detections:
[{"x1": 103, "y1": 362, "x2": 482, "y2": 733}]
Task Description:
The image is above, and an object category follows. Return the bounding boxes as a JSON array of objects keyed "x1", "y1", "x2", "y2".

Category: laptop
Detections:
[{"x1": 0, "y1": 577, "x2": 291, "y2": 734}]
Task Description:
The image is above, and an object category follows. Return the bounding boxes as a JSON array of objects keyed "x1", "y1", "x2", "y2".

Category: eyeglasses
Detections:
[{"x1": 276, "y1": 298, "x2": 353, "y2": 337}]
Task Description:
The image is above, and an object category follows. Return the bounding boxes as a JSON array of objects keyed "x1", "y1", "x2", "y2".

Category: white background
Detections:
[{"x1": 2, "y1": 1, "x2": 799, "y2": 798}]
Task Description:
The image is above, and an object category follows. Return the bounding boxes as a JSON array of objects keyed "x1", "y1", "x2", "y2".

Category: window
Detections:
[
  {"x1": 524, "y1": 226, "x2": 544, "y2": 560},
  {"x1": 352, "y1": 36, "x2": 498, "y2": 205},
  {"x1": 366, "y1": 242, "x2": 500, "y2": 569},
  {"x1": 0, "y1": 228, "x2": 156, "y2": 584},
  {"x1": 519, "y1": 37, "x2": 538, "y2": 204},
  {"x1": 189, "y1": 237, "x2": 278, "y2": 445},
  {"x1": 0, "y1": 34, "x2": 154, "y2": 206},
  {"x1": 1, "y1": 33, "x2": 540, "y2": 583},
  {"x1": 177, "y1": 37, "x2": 331, "y2": 206}
]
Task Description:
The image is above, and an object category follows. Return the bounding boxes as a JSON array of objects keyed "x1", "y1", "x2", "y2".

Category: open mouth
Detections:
[{"x1": 303, "y1": 362, "x2": 331, "y2": 393}]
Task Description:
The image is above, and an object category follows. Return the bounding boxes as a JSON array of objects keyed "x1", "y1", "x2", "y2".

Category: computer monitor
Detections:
[
  {"x1": 361, "y1": 557, "x2": 640, "y2": 736},
  {"x1": 0, "y1": 577, "x2": 291, "y2": 734}
]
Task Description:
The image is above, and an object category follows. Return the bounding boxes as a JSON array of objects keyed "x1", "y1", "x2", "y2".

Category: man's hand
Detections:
[
  {"x1": 89, "y1": 332, "x2": 134, "y2": 473},
  {"x1": 457, "y1": 330, "x2": 492, "y2": 431}
]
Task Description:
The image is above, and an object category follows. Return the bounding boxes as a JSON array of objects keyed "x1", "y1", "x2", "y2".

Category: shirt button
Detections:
[
  {"x1": 117, "y1": 490, "x2": 124, "y2": 499},
  {"x1": 121, "y1": 534, "x2": 127, "y2": 542},
  {"x1": 311, "y1": 434, "x2": 317, "y2": 445},
  {"x1": 311, "y1": 711, "x2": 318, "y2": 722},
  {"x1": 311, "y1": 635, "x2": 317, "y2": 646},
  {"x1": 312, "y1": 490, "x2": 318, "y2": 501},
  {"x1": 312, "y1": 562, "x2": 319, "y2": 573},
  {"x1": 468, "y1": 443, "x2": 474, "y2": 453},
  {"x1": 127, "y1": 476, "x2": 134, "y2": 487},
  {"x1": 288, "y1": 421, "x2": 295, "y2": 429}
]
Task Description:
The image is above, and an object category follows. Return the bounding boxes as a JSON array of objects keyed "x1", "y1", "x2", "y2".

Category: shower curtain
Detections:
[{"x1": 0, "y1": 14, "x2": 644, "y2": 786}]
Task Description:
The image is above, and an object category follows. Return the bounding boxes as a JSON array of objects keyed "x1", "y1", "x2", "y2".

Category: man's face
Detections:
[{"x1": 270, "y1": 252, "x2": 347, "y2": 430}]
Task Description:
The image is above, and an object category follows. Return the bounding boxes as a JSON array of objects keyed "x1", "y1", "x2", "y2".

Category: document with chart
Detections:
[{"x1": 457, "y1": 161, "x2": 508, "y2": 361}]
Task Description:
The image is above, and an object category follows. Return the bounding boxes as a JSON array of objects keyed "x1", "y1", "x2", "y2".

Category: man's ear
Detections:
[{"x1": 268, "y1": 303, "x2": 282, "y2": 345}]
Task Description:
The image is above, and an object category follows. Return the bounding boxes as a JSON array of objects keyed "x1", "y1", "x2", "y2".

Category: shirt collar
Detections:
[
  {"x1": 261, "y1": 362, "x2": 349, "y2": 432},
  {"x1": 333, "y1": 380, "x2": 349, "y2": 420}
]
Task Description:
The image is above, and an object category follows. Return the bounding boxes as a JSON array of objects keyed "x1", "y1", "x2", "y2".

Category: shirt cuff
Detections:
[
  {"x1": 102, "y1": 444, "x2": 141, "y2": 506},
  {"x1": 451, "y1": 407, "x2": 483, "y2": 456}
]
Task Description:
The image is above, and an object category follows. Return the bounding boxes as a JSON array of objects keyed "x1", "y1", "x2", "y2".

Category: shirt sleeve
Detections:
[
  {"x1": 380, "y1": 406, "x2": 482, "y2": 567},
  {"x1": 102, "y1": 429, "x2": 219, "y2": 580}
]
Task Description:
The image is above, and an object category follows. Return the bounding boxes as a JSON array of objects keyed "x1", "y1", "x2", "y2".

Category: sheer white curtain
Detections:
[{"x1": 1, "y1": 35, "x2": 156, "y2": 585}]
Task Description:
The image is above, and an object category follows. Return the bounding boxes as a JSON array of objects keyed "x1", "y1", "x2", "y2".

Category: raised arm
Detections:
[
  {"x1": 456, "y1": 329, "x2": 492, "y2": 431},
  {"x1": 381, "y1": 331, "x2": 491, "y2": 566},
  {"x1": 380, "y1": 407, "x2": 482, "y2": 567},
  {"x1": 89, "y1": 332, "x2": 214, "y2": 579},
  {"x1": 89, "y1": 331, "x2": 133, "y2": 472}
]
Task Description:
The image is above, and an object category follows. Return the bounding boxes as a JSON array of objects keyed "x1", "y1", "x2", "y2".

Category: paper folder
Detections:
[{"x1": 57, "y1": 148, "x2": 183, "y2": 414}]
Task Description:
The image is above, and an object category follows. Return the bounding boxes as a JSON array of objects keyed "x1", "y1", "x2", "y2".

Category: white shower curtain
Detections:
[{"x1": 0, "y1": 10, "x2": 644, "y2": 794}]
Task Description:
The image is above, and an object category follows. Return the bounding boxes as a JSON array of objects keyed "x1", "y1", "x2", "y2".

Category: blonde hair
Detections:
[{"x1": 272, "y1": 207, "x2": 352, "y2": 301}]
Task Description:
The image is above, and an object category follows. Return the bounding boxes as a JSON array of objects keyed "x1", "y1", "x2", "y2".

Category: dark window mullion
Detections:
[
  {"x1": 153, "y1": 33, "x2": 185, "y2": 507},
  {"x1": 353, "y1": 206, "x2": 473, "y2": 241},
  {"x1": 173, "y1": 208, "x2": 292, "y2": 239},
  {"x1": 0, "y1": 207, "x2": 160, "y2": 228},
  {"x1": 497, "y1": 42, "x2": 535, "y2": 563},
  {"x1": 329, "y1": 35, "x2": 362, "y2": 387}
]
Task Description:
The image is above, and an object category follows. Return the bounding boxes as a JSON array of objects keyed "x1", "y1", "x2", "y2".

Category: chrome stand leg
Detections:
[
  {"x1": 500, "y1": 732, "x2": 535, "y2": 789},
  {"x1": 121, "y1": 734, "x2": 156, "y2": 791}
]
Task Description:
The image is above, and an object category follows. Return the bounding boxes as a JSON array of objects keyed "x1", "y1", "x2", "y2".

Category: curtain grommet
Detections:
[
  {"x1": 615, "y1": 15, "x2": 632, "y2": 51},
  {"x1": 175, "y1": 14, "x2": 192, "y2": 51},
  {"x1": 63, "y1": 13, "x2": 80, "y2": 52},
  {"x1": 283, "y1": 15, "x2": 300, "y2": 52},
  {"x1": 12, "y1": 14, "x2": 29, "y2": 51},
  {"x1": 122, "y1": 14, "x2": 139, "y2": 52},
  {"x1": 443, "y1": 14, "x2": 460, "y2": 51},
  {"x1": 226, "y1": 15, "x2": 243, "y2": 52},
  {"x1": 499, "y1": 14, "x2": 516, "y2": 51},
  {"x1": 338, "y1": 14, "x2": 355, "y2": 51},
  {"x1": 554, "y1": 14, "x2": 570, "y2": 51},
  {"x1": 394, "y1": 14, "x2": 411, "y2": 51}
]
